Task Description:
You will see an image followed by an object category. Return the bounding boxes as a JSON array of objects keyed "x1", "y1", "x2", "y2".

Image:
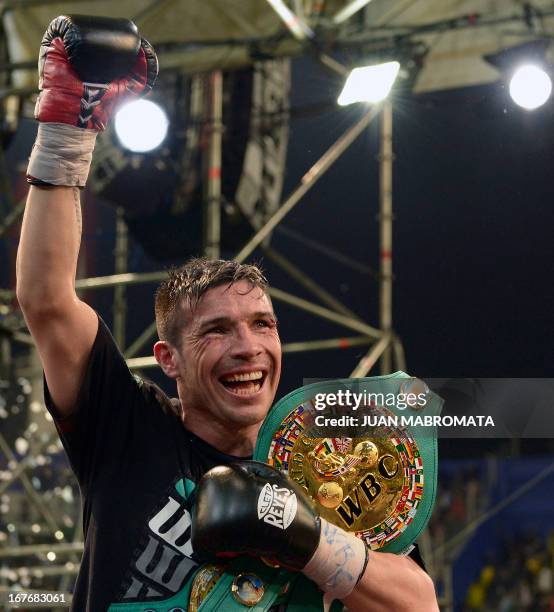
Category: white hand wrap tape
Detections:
[{"x1": 27, "y1": 123, "x2": 97, "y2": 187}]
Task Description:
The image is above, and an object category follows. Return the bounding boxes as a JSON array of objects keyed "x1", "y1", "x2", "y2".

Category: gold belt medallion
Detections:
[{"x1": 266, "y1": 402, "x2": 424, "y2": 550}]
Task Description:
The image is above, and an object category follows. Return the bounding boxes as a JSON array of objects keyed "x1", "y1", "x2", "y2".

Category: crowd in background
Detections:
[
  {"x1": 464, "y1": 532, "x2": 554, "y2": 611},
  {"x1": 428, "y1": 460, "x2": 554, "y2": 611}
]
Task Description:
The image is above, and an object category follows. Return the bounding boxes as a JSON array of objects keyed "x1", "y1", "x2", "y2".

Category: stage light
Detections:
[
  {"x1": 484, "y1": 39, "x2": 553, "y2": 110},
  {"x1": 114, "y1": 100, "x2": 169, "y2": 152},
  {"x1": 338, "y1": 61, "x2": 400, "y2": 106},
  {"x1": 509, "y1": 64, "x2": 552, "y2": 110}
]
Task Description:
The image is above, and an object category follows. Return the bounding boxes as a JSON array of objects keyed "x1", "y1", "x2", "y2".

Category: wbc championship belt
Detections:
[
  {"x1": 185, "y1": 372, "x2": 442, "y2": 612},
  {"x1": 254, "y1": 371, "x2": 443, "y2": 554}
]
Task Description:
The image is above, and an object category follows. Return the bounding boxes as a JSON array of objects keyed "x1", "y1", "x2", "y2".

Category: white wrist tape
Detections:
[
  {"x1": 27, "y1": 123, "x2": 97, "y2": 187},
  {"x1": 303, "y1": 518, "x2": 368, "y2": 604}
]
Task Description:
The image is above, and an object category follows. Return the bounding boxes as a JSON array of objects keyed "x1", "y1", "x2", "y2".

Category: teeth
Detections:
[
  {"x1": 225, "y1": 382, "x2": 262, "y2": 396},
  {"x1": 221, "y1": 371, "x2": 263, "y2": 383}
]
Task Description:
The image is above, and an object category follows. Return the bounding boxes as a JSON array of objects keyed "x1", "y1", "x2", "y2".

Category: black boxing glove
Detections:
[
  {"x1": 27, "y1": 15, "x2": 158, "y2": 186},
  {"x1": 192, "y1": 461, "x2": 320, "y2": 570},
  {"x1": 192, "y1": 461, "x2": 369, "y2": 602}
]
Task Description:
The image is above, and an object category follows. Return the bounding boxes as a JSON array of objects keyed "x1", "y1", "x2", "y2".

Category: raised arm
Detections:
[
  {"x1": 17, "y1": 185, "x2": 98, "y2": 416},
  {"x1": 16, "y1": 15, "x2": 158, "y2": 416}
]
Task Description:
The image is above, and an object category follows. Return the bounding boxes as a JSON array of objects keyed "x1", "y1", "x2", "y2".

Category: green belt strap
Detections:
[{"x1": 198, "y1": 561, "x2": 345, "y2": 612}]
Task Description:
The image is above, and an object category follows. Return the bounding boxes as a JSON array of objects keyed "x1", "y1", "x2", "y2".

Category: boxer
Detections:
[{"x1": 16, "y1": 15, "x2": 437, "y2": 611}]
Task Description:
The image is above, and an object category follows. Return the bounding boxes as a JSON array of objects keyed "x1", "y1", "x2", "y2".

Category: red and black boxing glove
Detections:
[
  {"x1": 27, "y1": 15, "x2": 158, "y2": 187},
  {"x1": 191, "y1": 461, "x2": 369, "y2": 604},
  {"x1": 35, "y1": 14, "x2": 157, "y2": 130}
]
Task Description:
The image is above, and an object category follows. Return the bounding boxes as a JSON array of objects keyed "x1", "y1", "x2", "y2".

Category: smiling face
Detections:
[{"x1": 165, "y1": 280, "x2": 282, "y2": 442}]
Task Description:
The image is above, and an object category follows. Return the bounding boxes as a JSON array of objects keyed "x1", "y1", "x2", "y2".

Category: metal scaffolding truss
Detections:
[
  {"x1": 0, "y1": 96, "x2": 402, "y2": 374},
  {"x1": 89, "y1": 98, "x2": 399, "y2": 376}
]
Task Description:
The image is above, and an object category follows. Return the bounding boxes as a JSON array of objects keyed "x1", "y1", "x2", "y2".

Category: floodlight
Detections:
[
  {"x1": 484, "y1": 39, "x2": 553, "y2": 110},
  {"x1": 509, "y1": 64, "x2": 552, "y2": 110},
  {"x1": 338, "y1": 61, "x2": 400, "y2": 106},
  {"x1": 114, "y1": 99, "x2": 169, "y2": 152}
]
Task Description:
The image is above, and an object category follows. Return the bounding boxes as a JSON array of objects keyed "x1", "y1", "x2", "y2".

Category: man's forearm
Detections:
[
  {"x1": 16, "y1": 186, "x2": 82, "y2": 309},
  {"x1": 302, "y1": 518, "x2": 438, "y2": 611},
  {"x1": 342, "y1": 550, "x2": 439, "y2": 612}
]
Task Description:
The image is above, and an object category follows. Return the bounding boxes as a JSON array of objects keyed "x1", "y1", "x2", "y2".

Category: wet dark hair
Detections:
[{"x1": 154, "y1": 257, "x2": 268, "y2": 346}]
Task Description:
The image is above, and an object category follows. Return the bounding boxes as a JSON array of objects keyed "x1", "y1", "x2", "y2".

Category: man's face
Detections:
[{"x1": 172, "y1": 281, "x2": 281, "y2": 430}]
